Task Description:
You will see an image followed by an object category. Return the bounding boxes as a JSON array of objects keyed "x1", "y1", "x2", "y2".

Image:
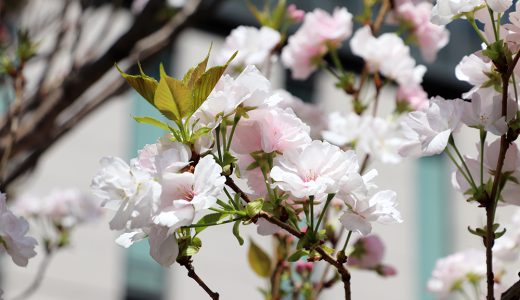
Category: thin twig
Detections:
[
  {"x1": 180, "y1": 259, "x2": 219, "y2": 300},
  {"x1": 11, "y1": 251, "x2": 54, "y2": 300}
]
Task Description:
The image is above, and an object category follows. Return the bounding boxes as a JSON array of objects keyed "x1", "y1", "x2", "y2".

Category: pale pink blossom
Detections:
[
  {"x1": 231, "y1": 107, "x2": 311, "y2": 155},
  {"x1": 400, "y1": 97, "x2": 463, "y2": 157},
  {"x1": 270, "y1": 141, "x2": 358, "y2": 198},
  {"x1": 192, "y1": 65, "x2": 272, "y2": 127},
  {"x1": 91, "y1": 156, "x2": 161, "y2": 231},
  {"x1": 455, "y1": 53, "x2": 493, "y2": 99},
  {"x1": 0, "y1": 194, "x2": 37, "y2": 267},
  {"x1": 487, "y1": 0, "x2": 512, "y2": 12},
  {"x1": 14, "y1": 189, "x2": 101, "y2": 229},
  {"x1": 215, "y1": 26, "x2": 281, "y2": 72},
  {"x1": 133, "y1": 138, "x2": 191, "y2": 177},
  {"x1": 348, "y1": 235, "x2": 385, "y2": 269},
  {"x1": 322, "y1": 112, "x2": 361, "y2": 147},
  {"x1": 396, "y1": 2, "x2": 450, "y2": 62},
  {"x1": 452, "y1": 138, "x2": 520, "y2": 204},
  {"x1": 303, "y1": 7, "x2": 353, "y2": 46},
  {"x1": 281, "y1": 7, "x2": 353, "y2": 79},
  {"x1": 461, "y1": 89, "x2": 510, "y2": 135},
  {"x1": 287, "y1": 4, "x2": 304, "y2": 23},
  {"x1": 505, "y1": 2, "x2": 520, "y2": 51},
  {"x1": 427, "y1": 249, "x2": 488, "y2": 298},
  {"x1": 156, "y1": 155, "x2": 225, "y2": 227},
  {"x1": 431, "y1": 0, "x2": 485, "y2": 25},
  {"x1": 339, "y1": 190, "x2": 403, "y2": 236},
  {"x1": 281, "y1": 34, "x2": 327, "y2": 79},
  {"x1": 396, "y1": 84, "x2": 429, "y2": 110},
  {"x1": 275, "y1": 89, "x2": 326, "y2": 139},
  {"x1": 350, "y1": 26, "x2": 426, "y2": 86}
]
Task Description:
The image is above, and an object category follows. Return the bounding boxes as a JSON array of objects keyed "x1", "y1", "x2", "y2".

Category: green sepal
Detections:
[
  {"x1": 246, "y1": 199, "x2": 264, "y2": 218},
  {"x1": 233, "y1": 220, "x2": 244, "y2": 246}
]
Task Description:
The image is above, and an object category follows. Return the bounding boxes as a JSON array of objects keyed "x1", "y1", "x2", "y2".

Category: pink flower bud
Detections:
[
  {"x1": 296, "y1": 261, "x2": 314, "y2": 273},
  {"x1": 378, "y1": 265, "x2": 397, "y2": 277},
  {"x1": 347, "y1": 235, "x2": 385, "y2": 269},
  {"x1": 287, "y1": 4, "x2": 305, "y2": 23}
]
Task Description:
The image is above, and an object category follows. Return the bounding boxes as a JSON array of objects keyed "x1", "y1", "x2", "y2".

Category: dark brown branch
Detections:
[
  {"x1": 502, "y1": 274, "x2": 520, "y2": 300},
  {"x1": 180, "y1": 259, "x2": 219, "y2": 300}
]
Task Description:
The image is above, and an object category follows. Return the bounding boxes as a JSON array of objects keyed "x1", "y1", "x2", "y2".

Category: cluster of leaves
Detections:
[{"x1": 118, "y1": 48, "x2": 237, "y2": 145}]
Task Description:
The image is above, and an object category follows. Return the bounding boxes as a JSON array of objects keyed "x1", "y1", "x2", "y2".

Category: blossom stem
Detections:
[
  {"x1": 226, "y1": 114, "x2": 241, "y2": 152},
  {"x1": 315, "y1": 193, "x2": 335, "y2": 235},
  {"x1": 183, "y1": 216, "x2": 244, "y2": 228},
  {"x1": 329, "y1": 47, "x2": 345, "y2": 75},
  {"x1": 341, "y1": 231, "x2": 353, "y2": 253},
  {"x1": 487, "y1": 7, "x2": 499, "y2": 42},
  {"x1": 467, "y1": 15, "x2": 489, "y2": 47},
  {"x1": 12, "y1": 249, "x2": 54, "y2": 300},
  {"x1": 449, "y1": 138, "x2": 478, "y2": 189},
  {"x1": 309, "y1": 195, "x2": 315, "y2": 233},
  {"x1": 215, "y1": 124, "x2": 223, "y2": 163},
  {"x1": 480, "y1": 129, "x2": 487, "y2": 187},
  {"x1": 180, "y1": 260, "x2": 220, "y2": 300},
  {"x1": 445, "y1": 147, "x2": 476, "y2": 190}
]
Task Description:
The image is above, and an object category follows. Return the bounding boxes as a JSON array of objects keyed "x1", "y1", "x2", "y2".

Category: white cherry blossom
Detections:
[
  {"x1": 400, "y1": 97, "x2": 463, "y2": 157},
  {"x1": 270, "y1": 141, "x2": 358, "y2": 198},
  {"x1": 215, "y1": 26, "x2": 281, "y2": 72},
  {"x1": 0, "y1": 194, "x2": 37, "y2": 267},
  {"x1": 431, "y1": 0, "x2": 485, "y2": 25}
]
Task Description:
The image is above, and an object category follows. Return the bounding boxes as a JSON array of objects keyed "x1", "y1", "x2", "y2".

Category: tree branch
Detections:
[{"x1": 179, "y1": 259, "x2": 219, "y2": 300}]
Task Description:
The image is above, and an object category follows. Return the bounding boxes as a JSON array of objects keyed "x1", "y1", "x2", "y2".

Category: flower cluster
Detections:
[{"x1": 0, "y1": 193, "x2": 37, "y2": 267}]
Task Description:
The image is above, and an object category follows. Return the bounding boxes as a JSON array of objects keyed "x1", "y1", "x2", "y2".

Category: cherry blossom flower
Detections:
[
  {"x1": 400, "y1": 97, "x2": 463, "y2": 157},
  {"x1": 350, "y1": 26, "x2": 426, "y2": 86},
  {"x1": 133, "y1": 138, "x2": 191, "y2": 177},
  {"x1": 281, "y1": 7, "x2": 353, "y2": 79},
  {"x1": 0, "y1": 194, "x2": 37, "y2": 267},
  {"x1": 452, "y1": 138, "x2": 520, "y2": 205},
  {"x1": 156, "y1": 155, "x2": 225, "y2": 227},
  {"x1": 323, "y1": 112, "x2": 408, "y2": 164},
  {"x1": 396, "y1": 84, "x2": 429, "y2": 111},
  {"x1": 275, "y1": 89, "x2": 326, "y2": 139},
  {"x1": 231, "y1": 107, "x2": 311, "y2": 155},
  {"x1": 493, "y1": 209, "x2": 520, "y2": 261},
  {"x1": 14, "y1": 189, "x2": 102, "y2": 229},
  {"x1": 487, "y1": 0, "x2": 512, "y2": 13},
  {"x1": 270, "y1": 141, "x2": 358, "y2": 198},
  {"x1": 505, "y1": 2, "x2": 520, "y2": 51},
  {"x1": 396, "y1": 2, "x2": 450, "y2": 62},
  {"x1": 455, "y1": 53, "x2": 493, "y2": 99},
  {"x1": 431, "y1": 0, "x2": 485, "y2": 25},
  {"x1": 215, "y1": 26, "x2": 281, "y2": 72},
  {"x1": 287, "y1": 4, "x2": 305, "y2": 23},
  {"x1": 347, "y1": 235, "x2": 397, "y2": 276},
  {"x1": 91, "y1": 156, "x2": 161, "y2": 231},
  {"x1": 192, "y1": 65, "x2": 272, "y2": 127},
  {"x1": 461, "y1": 90, "x2": 511, "y2": 135},
  {"x1": 427, "y1": 249, "x2": 499, "y2": 299},
  {"x1": 339, "y1": 190, "x2": 403, "y2": 236}
]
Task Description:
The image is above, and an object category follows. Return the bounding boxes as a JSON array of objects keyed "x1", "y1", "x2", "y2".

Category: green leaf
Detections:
[
  {"x1": 133, "y1": 116, "x2": 170, "y2": 131},
  {"x1": 182, "y1": 45, "x2": 211, "y2": 88},
  {"x1": 248, "y1": 240, "x2": 271, "y2": 277},
  {"x1": 287, "y1": 249, "x2": 308, "y2": 262},
  {"x1": 270, "y1": 0, "x2": 287, "y2": 29},
  {"x1": 246, "y1": 199, "x2": 264, "y2": 218},
  {"x1": 160, "y1": 65, "x2": 193, "y2": 118},
  {"x1": 191, "y1": 51, "x2": 237, "y2": 112},
  {"x1": 154, "y1": 76, "x2": 181, "y2": 122},
  {"x1": 232, "y1": 220, "x2": 244, "y2": 245},
  {"x1": 116, "y1": 64, "x2": 157, "y2": 104},
  {"x1": 195, "y1": 213, "x2": 225, "y2": 234},
  {"x1": 190, "y1": 126, "x2": 212, "y2": 142}
]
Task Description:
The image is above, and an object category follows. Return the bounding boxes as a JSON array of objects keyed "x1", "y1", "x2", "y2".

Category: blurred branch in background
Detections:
[{"x1": 0, "y1": 0, "x2": 223, "y2": 191}]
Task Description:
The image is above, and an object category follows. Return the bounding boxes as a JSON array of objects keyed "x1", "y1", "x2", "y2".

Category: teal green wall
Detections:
[{"x1": 417, "y1": 155, "x2": 451, "y2": 300}]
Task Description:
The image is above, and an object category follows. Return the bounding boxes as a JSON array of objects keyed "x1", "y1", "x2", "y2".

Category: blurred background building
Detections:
[{"x1": 2, "y1": 0, "x2": 518, "y2": 300}]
